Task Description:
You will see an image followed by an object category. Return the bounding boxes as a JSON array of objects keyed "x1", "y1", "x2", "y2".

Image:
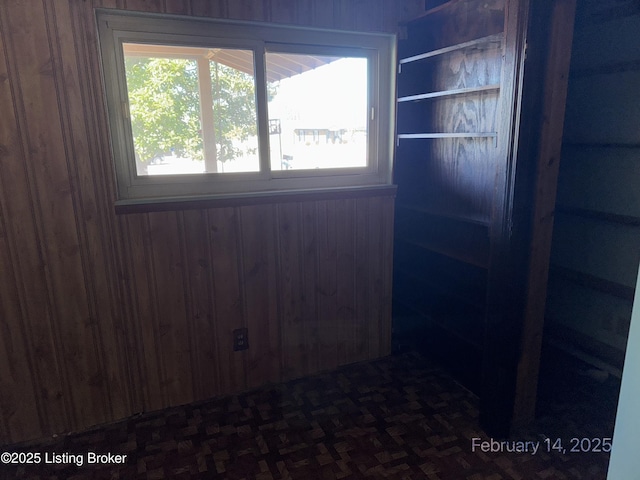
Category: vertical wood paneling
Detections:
[
  {"x1": 354, "y1": 0, "x2": 384, "y2": 31},
  {"x1": 181, "y1": 210, "x2": 220, "y2": 401},
  {"x1": 115, "y1": 217, "x2": 145, "y2": 414},
  {"x1": 354, "y1": 199, "x2": 371, "y2": 363},
  {"x1": 301, "y1": 203, "x2": 320, "y2": 373},
  {"x1": 277, "y1": 203, "x2": 307, "y2": 379},
  {"x1": 190, "y1": 0, "x2": 227, "y2": 18},
  {"x1": 87, "y1": 0, "x2": 137, "y2": 416},
  {"x1": 49, "y1": 0, "x2": 114, "y2": 426},
  {"x1": 227, "y1": 0, "x2": 266, "y2": 21},
  {"x1": 368, "y1": 196, "x2": 385, "y2": 358},
  {"x1": 0, "y1": 0, "x2": 399, "y2": 445},
  {"x1": 310, "y1": 0, "x2": 334, "y2": 28},
  {"x1": 0, "y1": 0, "x2": 74, "y2": 436},
  {"x1": 123, "y1": 0, "x2": 164, "y2": 13},
  {"x1": 269, "y1": 0, "x2": 296, "y2": 23},
  {"x1": 124, "y1": 214, "x2": 167, "y2": 411},
  {"x1": 376, "y1": 197, "x2": 394, "y2": 358},
  {"x1": 147, "y1": 211, "x2": 194, "y2": 407},
  {"x1": 0, "y1": 206, "x2": 41, "y2": 443},
  {"x1": 208, "y1": 207, "x2": 246, "y2": 394},
  {"x1": 51, "y1": 0, "x2": 135, "y2": 423},
  {"x1": 316, "y1": 201, "x2": 339, "y2": 371},
  {"x1": 165, "y1": 0, "x2": 191, "y2": 15},
  {"x1": 333, "y1": 0, "x2": 357, "y2": 30},
  {"x1": 0, "y1": 11, "x2": 45, "y2": 443},
  {"x1": 294, "y1": 0, "x2": 314, "y2": 26},
  {"x1": 336, "y1": 199, "x2": 356, "y2": 365},
  {"x1": 380, "y1": 196, "x2": 395, "y2": 356},
  {"x1": 240, "y1": 205, "x2": 281, "y2": 389},
  {"x1": 43, "y1": 0, "x2": 114, "y2": 430}
]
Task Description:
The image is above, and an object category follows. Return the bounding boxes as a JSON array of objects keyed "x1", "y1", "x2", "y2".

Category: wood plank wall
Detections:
[
  {"x1": 0, "y1": 0, "x2": 419, "y2": 446},
  {"x1": 545, "y1": 0, "x2": 640, "y2": 367}
]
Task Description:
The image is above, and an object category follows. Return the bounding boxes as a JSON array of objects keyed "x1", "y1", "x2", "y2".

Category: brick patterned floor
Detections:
[{"x1": 0, "y1": 350, "x2": 617, "y2": 479}]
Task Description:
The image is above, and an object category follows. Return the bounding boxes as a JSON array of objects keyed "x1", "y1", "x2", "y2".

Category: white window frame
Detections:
[{"x1": 96, "y1": 9, "x2": 396, "y2": 205}]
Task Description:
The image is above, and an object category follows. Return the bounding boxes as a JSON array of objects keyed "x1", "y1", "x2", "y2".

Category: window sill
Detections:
[{"x1": 114, "y1": 184, "x2": 397, "y2": 214}]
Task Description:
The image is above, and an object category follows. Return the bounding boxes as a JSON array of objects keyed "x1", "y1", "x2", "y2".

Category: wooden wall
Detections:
[
  {"x1": 545, "y1": 0, "x2": 640, "y2": 368},
  {"x1": 0, "y1": 0, "x2": 418, "y2": 446}
]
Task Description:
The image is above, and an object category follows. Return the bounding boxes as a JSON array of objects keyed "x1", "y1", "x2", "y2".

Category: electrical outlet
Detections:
[{"x1": 233, "y1": 328, "x2": 249, "y2": 351}]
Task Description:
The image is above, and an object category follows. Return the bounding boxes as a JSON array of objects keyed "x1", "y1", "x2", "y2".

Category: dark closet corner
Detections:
[{"x1": 393, "y1": 0, "x2": 577, "y2": 436}]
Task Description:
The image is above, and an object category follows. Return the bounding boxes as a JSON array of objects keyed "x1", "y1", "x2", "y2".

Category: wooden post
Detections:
[
  {"x1": 197, "y1": 57, "x2": 218, "y2": 173},
  {"x1": 481, "y1": 0, "x2": 577, "y2": 436},
  {"x1": 512, "y1": 0, "x2": 577, "y2": 428}
]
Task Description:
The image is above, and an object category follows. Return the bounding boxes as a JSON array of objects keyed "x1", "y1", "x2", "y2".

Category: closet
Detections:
[{"x1": 393, "y1": 0, "x2": 576, "y2": 435}]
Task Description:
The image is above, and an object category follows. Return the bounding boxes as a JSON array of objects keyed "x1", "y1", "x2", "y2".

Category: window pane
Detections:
[
  {"x1": 265, "y1": 53, "x2": 368, "y2": 171},
  {"x1": 123, "y1": 44, "x2": 259, "y2": 175}
]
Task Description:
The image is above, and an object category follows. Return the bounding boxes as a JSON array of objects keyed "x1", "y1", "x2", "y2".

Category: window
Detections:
[
  {"x1": 265, "y1": 52, "x2": 369, "y2": 172},
  {"x1": 97, "y1": 10, "x2": 396, "y2": 203},
  {"x1": 122, "y1": 44, "x2": 260, "y2": 176}
]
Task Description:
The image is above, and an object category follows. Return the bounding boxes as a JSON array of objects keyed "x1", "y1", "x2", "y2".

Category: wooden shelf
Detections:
[
  {"x1": 394, "y1": 206, "x2": 491, "y2": 269},
  {"x1": 397, "y1": 132, "x2": 497, "y2": 140},
  {"x1": 397, "y1": 84, "x2": 500, "y2": 103},
  {"x1": 399, "y1": 33, "x2": 503, "y2": 67},
  {"x1": 555, "y1": 205, "x2": 640, "y2": 227},
  {"x1": 394, "y1": 236, "x2": 489, "y2": 309},
  {"x1": 550, "y1": 265, "x2": 636, "y2": 301},
  {"x1": 395, "y1": 236, "x2": 489, "y2": 269},
  {"x1": 396, "y1": 203, "x2": 490, "y2": 227},
  {"x1": 394, "y1": 265, "x2": 486, "y2": 310},
  {"x1": 392, "y1": 292, "x2": 483, "y2": 350}
]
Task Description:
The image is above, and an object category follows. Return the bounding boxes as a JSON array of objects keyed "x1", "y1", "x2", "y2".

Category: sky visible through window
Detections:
[{"x1": 267, "y1": 56, "x2": 369, "y2": 172}]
